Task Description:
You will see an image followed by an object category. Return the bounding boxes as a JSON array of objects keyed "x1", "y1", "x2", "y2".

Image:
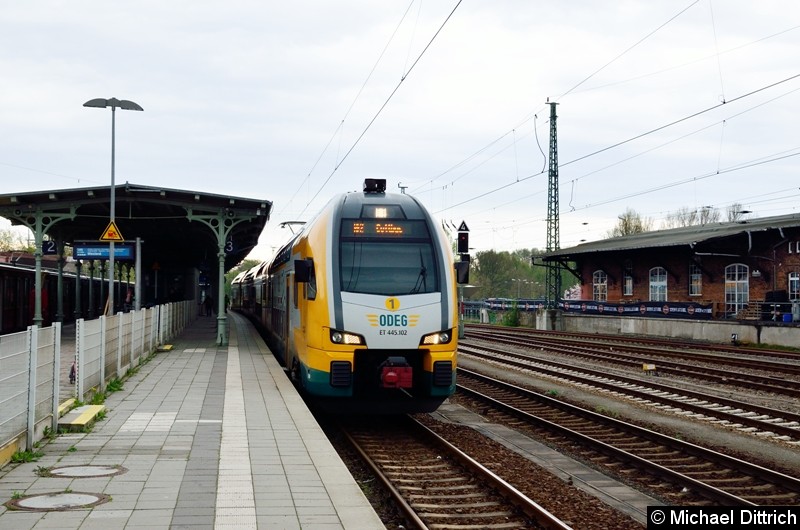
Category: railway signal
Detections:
[{"x1": 457, "y1": 221, "x2": 469, "y2": 254}]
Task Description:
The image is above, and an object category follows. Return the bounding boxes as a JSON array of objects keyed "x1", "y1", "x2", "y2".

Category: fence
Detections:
[{"x1": 0, "y1": 300, "x2": 196, "y2": 462}]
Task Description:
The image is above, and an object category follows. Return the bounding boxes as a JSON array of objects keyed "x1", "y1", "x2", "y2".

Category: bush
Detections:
[{"x1": 501, "y1": 304, "x2": 520, "y2": 327}]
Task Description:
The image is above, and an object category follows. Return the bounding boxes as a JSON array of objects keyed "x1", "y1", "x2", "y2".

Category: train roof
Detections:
[
  {"x1": 544, "y1": 212, "x2": 800, "y2": 260},
  {"x1": 336, "y1": 188, "x2": 427, "y2": 219},
  {"x1": 230, "y1": 270, "x2": 248, "y2": 284}
]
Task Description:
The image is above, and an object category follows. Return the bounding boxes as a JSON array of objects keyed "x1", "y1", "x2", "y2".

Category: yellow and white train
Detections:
[{"x1": 232, "y1": 179, "x2": 467, "y2": 412}]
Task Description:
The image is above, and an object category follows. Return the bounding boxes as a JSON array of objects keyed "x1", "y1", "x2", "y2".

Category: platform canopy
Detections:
[
  {"x1": 0, "y1": 183, "x2": 271, "y2": 272},
  {"x1": 543, "y1": 213, "x2": 800, "y2": 261}
]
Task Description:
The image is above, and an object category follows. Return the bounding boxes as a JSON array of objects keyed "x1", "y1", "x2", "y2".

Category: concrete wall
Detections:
[
  {"x1": 561, "y1": 313, "x2": 800, "y2": 348},
  {"x1": 485, "y1": 309, "x2": 800, "y2": 348}
]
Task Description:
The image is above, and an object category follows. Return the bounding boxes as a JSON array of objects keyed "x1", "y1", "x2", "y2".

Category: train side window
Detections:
[
  {"x1": 306, "y1": 264, "x2": 317, "y2": 300},
  {"x1": 294, "y1": 258, "x2": 317, "y2": 301}
]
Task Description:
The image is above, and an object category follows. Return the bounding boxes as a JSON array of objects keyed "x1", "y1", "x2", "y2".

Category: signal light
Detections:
[{"x1": 457, "y1": 232, "x2": 469, "y2": 253}]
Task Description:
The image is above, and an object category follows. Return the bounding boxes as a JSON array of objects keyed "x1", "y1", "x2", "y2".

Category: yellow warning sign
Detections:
[{"x1": 100, "y1": 221, "x2": 124, "y2": 242}]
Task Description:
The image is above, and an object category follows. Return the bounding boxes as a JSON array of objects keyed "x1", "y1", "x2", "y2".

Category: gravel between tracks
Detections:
[
  {"x1": 325, "y1": 413, "x2": 644, "y2": 529},
  {"x1": 320, "y1": 347, "x2": 800, "y2": 529},
  {"x1": 458, "y1": 352, "x2": 800, "y2": 476}
]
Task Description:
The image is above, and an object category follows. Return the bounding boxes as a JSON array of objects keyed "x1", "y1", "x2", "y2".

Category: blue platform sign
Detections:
[{"x1": 74, "y1": 244, "x2": 134, "y2": 260}]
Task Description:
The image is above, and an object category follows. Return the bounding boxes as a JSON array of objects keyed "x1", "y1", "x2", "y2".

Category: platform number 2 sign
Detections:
[{"x1": 42, "y1": 240, "x2": 57, "y2": 255}]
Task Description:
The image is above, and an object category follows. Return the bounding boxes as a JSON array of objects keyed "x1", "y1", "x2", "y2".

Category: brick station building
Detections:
[{"x1": 544, "y1": 213, "x2": 800, "y2": 321}]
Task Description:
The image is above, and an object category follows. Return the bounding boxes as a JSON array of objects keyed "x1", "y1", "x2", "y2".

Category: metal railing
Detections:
[{"x1": 0, "y1": 300, "x2": 196, "y2": 459}]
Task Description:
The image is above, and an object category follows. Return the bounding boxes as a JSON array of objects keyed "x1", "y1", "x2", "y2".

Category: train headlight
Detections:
[
  {"x1": 330, "y1": 329, "x2": 365, "y2": 345},
  {"x1": 420, "y1": 330, "x2": 452, "y2": 345}
]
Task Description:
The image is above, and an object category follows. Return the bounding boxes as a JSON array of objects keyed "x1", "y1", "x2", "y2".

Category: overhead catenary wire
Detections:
[
  {"x1": 570, "y1": 23, "x2": 800, "y2": 95},
  {"x1": 423, "y1": 0, "x2": 711, "y2": 214},
  {"x1": 275, "y1": 0, "x2": 419, "y2": 219},
  {"x1": 296, "y1": 0, "x2": 464, "y2": 218},
  {"x1": 560, "y1": 73, "x2": 800, "y2": 169},
  {"x1": 566, "y1": 84, "x2": 800, "y2": 187},
  {"x1": 558, "y1": 0, "x2": 701, "y2": 99},
  {"x1": 483, "y1": 148, "x2": 800, "y2": 235},
  {"x1": 418, "y1": 2, "x2": 699, "y2": 197},
  {"x1": 420, "y1": 4, "x2": 800, "y2": 242},
  {"x1": 435, "y1": 72, "x2": 800, "y2": 214},
  {"x1": 708, "y1": 0, "x2": 727, "y2": 103}
]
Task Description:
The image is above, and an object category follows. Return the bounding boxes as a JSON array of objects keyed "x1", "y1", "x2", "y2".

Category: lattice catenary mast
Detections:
[{"x1": 545, "y1": 101, "x2": 561, "y2": 308}]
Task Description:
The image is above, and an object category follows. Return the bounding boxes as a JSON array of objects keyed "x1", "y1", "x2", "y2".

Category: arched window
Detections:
[
  {"x1": 592, "y1": 270, "x2": 607, "y2": 302},
  {"x1": 789, "y1": 272, "x2": 799, "y2": 301},
  {"x1": 725, "y1": 263, "x2": 749, "y2": 316},
  {"x1": 649, "y1": 267, "x2": 667, "y2": 301},
  {"x1": 623, "y1": 260, "x2": 633, "y2": 296},
  {"x1": 689, "y1": 263, "x2": 702, "y2": 296}
]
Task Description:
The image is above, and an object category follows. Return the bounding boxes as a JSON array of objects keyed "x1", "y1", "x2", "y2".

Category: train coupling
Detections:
[{"x1": 378, "y1": 356, "x2": 413, "y2": 389}]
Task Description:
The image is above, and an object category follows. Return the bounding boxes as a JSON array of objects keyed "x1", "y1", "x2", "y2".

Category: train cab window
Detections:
[
  {"x1": 339, "y1": 219, "x2": 438, "y2": 295},
  {"x1": 592, "y1": 270, "x2": 607, "y2": 302}
]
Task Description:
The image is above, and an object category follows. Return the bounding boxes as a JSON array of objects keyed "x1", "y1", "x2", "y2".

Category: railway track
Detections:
[
  {"x1": 339, "y1": 414, "x2": 572, "y2": 530},
  {"x1": 456, "y1": 368, "x2": 800, "y2": 506},
  {"x1": 458, "y1": 342, "x2": 800, "y2": 441},
  {"x1": 466, "y1": 323, "x2": 800, "y2": 361},
  {"x1": 464, "y1": 329, "x2": 800, "y2": 397}
]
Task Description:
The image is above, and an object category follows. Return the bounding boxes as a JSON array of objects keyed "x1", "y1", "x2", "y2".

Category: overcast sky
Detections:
[{"x1": 2, "y1": 1, "x2": 798, "y2": 262}]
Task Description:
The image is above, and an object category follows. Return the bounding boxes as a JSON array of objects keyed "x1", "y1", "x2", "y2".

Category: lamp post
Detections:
[
  {"x1": 512, "y1": 278, "x2": 529, "y2": 299},
  {"x1": 83, "y1": 98, "x2": 143, "y2": 315}
]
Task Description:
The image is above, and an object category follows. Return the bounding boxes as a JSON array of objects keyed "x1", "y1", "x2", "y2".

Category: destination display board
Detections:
[
  {"x1": 74, "y1": 244, "x2": 134, "y2": 260},
  {"x1": 342, "y1": 219, "x2": 430, "y2": 239}
]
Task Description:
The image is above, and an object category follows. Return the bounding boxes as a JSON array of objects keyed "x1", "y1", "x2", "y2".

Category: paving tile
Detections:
[{"x1": 0, "y1": 314, "x2": 384, "y2": 530}]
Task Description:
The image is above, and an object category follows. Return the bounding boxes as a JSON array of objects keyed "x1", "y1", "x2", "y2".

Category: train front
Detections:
[{"x1": 312, "y1": 180, "x2": 458, "y2": 413}]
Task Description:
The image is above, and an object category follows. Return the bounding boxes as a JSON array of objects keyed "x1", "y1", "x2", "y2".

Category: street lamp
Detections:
[
  {"x1": 512, "y1": 278, "x2": 529, "y2": 299},
  {"x1": 83, "y1": 97, "x2": 143, "y2": 315}
]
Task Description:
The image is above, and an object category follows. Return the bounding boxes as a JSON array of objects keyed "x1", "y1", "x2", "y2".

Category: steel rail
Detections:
[
  {"x1": 340, "y1": 415, "x2": 572, "y2": 530},
  {"x1": 458, "y1": 368, "x2": 800, "y2": 505},
  {"x1": 459, "y1": 342, "x2": 800, "y2": 440},
  {"x1": 466, "y1": 329, "x2": 800, "y2": 396}
]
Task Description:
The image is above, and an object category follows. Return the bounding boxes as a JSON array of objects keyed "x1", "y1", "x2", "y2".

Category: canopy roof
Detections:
[
  {"x1": 544, "y1": 213, "x2": 800, "y2": 260},
  {"x1": 0, "y1": 183, "x2": 271, "y2": 272}
]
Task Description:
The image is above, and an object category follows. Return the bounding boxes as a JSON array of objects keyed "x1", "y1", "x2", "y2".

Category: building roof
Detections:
[
  {"x1": 0, "y1": 183, "x2": 271, "y2": 272},
  {"x1": 544, "y1": 213, "x2": 800, "y2": 260}
]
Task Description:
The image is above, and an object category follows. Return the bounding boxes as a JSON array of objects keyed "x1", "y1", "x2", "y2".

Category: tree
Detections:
[
  {"x1": 662, "y1": 206, "x2": 721, "y2": 228},
  {"x1": 607, "y1": 208, "x2": 653, "y2": 237},
  {"x1": 467, "y1": 249, "x2": 545, "y2": 300},
  {"x1": 224, "y1": 258, "x2": 262, "y2": 296},
  {"x1": 725, "y1": 203, "x2": 749, "y2": 222},
  {"x1": 0, "y1": 227, "x2": 34, "y2": 252}
]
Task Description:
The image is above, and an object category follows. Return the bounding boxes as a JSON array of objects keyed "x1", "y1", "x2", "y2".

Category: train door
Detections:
[
  {"x1": 0, "y1": 276, "x2": 6, "y2": 333},
  {"x1": 284, "y1": 274, "x2": 292, "y2": 356}
]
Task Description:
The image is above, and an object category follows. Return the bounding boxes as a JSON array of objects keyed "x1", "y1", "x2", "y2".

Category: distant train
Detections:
[
  {"x1": 232, "y1": 179, "x2": 468, "y2": 413},
  {"x1": 0, "y1": 259, "x2": 136, "y2": 334}
]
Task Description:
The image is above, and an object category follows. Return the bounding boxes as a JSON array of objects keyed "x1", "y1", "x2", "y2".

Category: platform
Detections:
[{"x1": 0, "y1": 312, "x2": 384, "y2": 529}]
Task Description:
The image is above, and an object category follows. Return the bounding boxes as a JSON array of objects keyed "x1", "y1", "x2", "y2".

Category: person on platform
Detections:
[{"x1": 203, "y1": 294, "x2": 214, "y2": 316}]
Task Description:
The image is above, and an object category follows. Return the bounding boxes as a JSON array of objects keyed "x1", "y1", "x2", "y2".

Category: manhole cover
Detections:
[
  {"x1": 45, "y1": 465, "x2": 127, "y2": 478},
  {"x1": 5, "y1": 492, "x2": 110, "y2": 511}
]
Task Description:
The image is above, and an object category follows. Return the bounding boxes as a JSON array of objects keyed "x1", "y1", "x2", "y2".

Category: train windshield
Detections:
[{"x1": 339, "y1": 219, "x2": 439, "y2": 295}]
